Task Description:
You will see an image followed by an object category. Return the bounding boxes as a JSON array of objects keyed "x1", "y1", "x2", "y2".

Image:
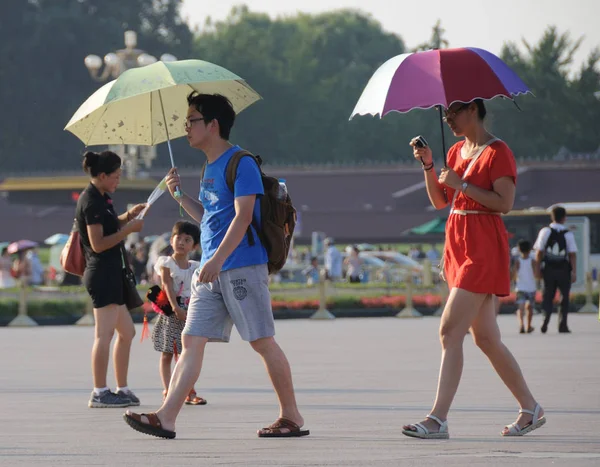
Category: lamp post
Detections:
[{"x1": 83, "y1": 31, "x2": 177, "y2": 179}]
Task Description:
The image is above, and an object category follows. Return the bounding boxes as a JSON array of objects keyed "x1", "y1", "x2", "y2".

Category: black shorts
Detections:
[{"x1": 83, "y1": 265, "x2": 125, "y2": 309}]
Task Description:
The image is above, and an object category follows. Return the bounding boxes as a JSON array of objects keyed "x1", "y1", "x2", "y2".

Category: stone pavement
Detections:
[{"x1": 1, "y1": 314, "x2": 599, "y2": 466}]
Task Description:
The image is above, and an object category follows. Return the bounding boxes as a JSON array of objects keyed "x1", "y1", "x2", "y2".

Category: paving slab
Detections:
[{"x1": 1, "y1": 314, "x2": 599, "y2": 466}]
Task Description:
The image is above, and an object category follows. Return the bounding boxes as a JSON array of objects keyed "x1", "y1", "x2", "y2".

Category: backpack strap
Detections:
[
  {"x1": 225, "y1": 150, "x2": 258, "y2": 191},
  {"x1": 224, "y1": 149, "x2": 262, "y2": 247}
]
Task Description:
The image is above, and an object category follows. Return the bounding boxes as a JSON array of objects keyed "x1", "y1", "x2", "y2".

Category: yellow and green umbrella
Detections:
[{"x1": 65, "y1": 59, "x2": 261, "y2": 168}]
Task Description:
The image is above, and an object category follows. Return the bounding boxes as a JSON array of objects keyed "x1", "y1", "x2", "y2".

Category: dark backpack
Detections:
[
  {"x1": 543, "y1": 228, "x2": 569, "y2": 267},
  {"x1": 200, "y1": 150, "x2": 296, "y2": 274}
]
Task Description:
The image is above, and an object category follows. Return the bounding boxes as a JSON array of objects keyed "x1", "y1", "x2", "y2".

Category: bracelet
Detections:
[{"x1": 423, "y1": 162, "x2": 434, "y2": 171}]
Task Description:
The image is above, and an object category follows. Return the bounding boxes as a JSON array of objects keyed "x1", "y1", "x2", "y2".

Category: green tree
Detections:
[
  {"x1": 413, "y1": 20, "x2": 449, "y2": 51},
  {"x1": 0, "y1": 0, "x2": 193, "y2": 172},
  {"x1": 494, "y1": 27, "x2": 600, "y2": 160},
  {"x1": 187, "y1": 7, "x2": 423, "y2": 168}
]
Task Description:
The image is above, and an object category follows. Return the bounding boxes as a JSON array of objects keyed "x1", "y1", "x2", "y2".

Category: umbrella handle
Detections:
[
  {"x1": 437, "y1": 105, "x2": 447, "y2": 167},
  {"x1": 159, "y1": 90, "x2": 182, "y2": 198},
  {"x1": 165, "y1": 138, "x2": 182, "y2": 199}
]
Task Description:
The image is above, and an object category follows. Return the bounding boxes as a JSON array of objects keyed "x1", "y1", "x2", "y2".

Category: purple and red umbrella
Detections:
[
  {"x1": 350, "y1": 47, "x2": 532, "y2": 164},
  {"x1": 7, "y1": 239, "x2": 38, "y2": 254}
]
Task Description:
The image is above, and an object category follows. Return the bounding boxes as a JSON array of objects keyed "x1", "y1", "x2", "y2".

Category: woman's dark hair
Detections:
[
  {"x1": 82, "y1": 150, "x2": 121, "y2": 177},
  {"x1": 474, "y1": 99, "x2": 487, "y2": 120},
  {"x1": 171, "y1": 221, "x2": 200, "y2": 246},
  {"x1": 1, "y1": 247, "x2": 7, "y2": 256},
  {"x1": 187, "y1": 92, "x2": 235, "y2": 140}
]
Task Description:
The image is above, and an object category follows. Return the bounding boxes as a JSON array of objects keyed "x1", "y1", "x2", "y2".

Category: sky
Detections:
[{"x1": 180, "y1": 0, "x2": 599, "y2": 71}]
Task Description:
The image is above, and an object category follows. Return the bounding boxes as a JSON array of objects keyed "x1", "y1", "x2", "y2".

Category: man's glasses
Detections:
[
  {"x1": 184, "y1": 117, "x2": 205, "y2": 130},
  {"x1": 443, "y1": 103, "x2": 470, "y2": 122}
]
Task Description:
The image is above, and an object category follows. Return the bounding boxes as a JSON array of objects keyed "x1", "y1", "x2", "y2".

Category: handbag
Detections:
[
  {"x1": 121, "y1": 244, "x2": 144, "y2": 311},
  {"x1": 146, "y1": 281, "x2": 185, "y2": 317},
  {"x1": 146, "y1": 285, "x2": 175, "y2": 316},
  {"x1": 60, "y1": 220, "x2": 86, "y2": 277}
]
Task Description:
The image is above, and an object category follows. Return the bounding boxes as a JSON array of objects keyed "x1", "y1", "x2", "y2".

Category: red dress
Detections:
[{"x1": 443, "y1": 140, "x2": 517, "y2": 297}]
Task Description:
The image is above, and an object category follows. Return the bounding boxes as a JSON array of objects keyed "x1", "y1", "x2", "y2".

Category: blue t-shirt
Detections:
[{"x1": 198, "y1": 145, "x2": 268, "y2": 271}]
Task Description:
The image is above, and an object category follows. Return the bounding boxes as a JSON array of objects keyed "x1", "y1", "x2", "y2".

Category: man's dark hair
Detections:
[
  {"x1": 551, "y1": 206, "x2": 567, "y2": 223},
  {"x1": 518, "y1": 239, "x2": 532, "y2": 254},
  {"x1": 171, "y1": 221, "x2": 200, "y2": 246},
  {"x1": 187, "y1": 92, "x2": 235, "y2": 140}
]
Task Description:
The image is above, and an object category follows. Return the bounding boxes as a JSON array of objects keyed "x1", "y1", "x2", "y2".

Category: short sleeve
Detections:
[
  {"x1": 188, "y1": 260, "x2": 200, "y2": 270},
  {"x1": 83, "y1": 199, "x2": 104, "y2": 225},
  {"x1": 154, "y1": 256, "x2": 175, "y2": 276},
  {"x1": 566, "y1": 232, "x2": 578, "y2": 253},
  {"x1": 233, "y1": 156, "x2": 264, "y2": 198},
  {"x1": 489, "y1": 143, "x2": 517, "y2": 184},
  {"x1": 533, "y1": 227, "x2": 550, "y2": 251}
]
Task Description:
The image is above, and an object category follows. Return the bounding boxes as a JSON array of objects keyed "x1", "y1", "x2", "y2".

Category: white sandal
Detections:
[
  {"x1": 402, "y1": 414, "x2": 449, "y2": 439},
  {"x1": 502, "y1": 403, "x2": 546, "y2": 436}
]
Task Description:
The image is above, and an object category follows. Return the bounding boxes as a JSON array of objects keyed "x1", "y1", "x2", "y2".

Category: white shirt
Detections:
[
  {"x1": 515, "y1": 256, "x2": 537, "y2": 293},
  {"x1": 325, "y1": 246, "x2": 343, "y2": 278},
  {"x1": 533, "y1": 222, "x2": 578, "y2": 253},
  {"x1": 154, "y1": 256, "x2": 200, "y2": 306}
]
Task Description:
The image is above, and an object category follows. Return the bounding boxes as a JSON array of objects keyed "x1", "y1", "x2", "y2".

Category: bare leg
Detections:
[
  {"x1": 160, "y1": 352, "x2": 173, "y2": 391},
  {"x1": 127, "y1": 334, "x2": 208, "y2": 432},
  {"x1": 525, "y1": 302, "x2": 534, "y2": 332},
  {"x1": 470, "y1": 295, "x2": 543, "y2": 433},
  {"x1": 92, "y1": 305, "x2": 120, "y2": 388},
  {"x1": 403, "y1": 288, "x2": 487, "y2": 433},
  {"x1": 113, "y1": 305, "x2": 136, "y2": 388},
  {"x1": 251, "y1": 337, "x2": 304, "y2": 430},
  {"x1": 517, "y1": 304, "x2": 525, "y2": 331}
]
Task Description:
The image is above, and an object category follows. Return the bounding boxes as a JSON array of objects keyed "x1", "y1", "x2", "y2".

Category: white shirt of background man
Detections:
[{"x1": 533, "y1": 222, "x2": 578, "y2": 253}]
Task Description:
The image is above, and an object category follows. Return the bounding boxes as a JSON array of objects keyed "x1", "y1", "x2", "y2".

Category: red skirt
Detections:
[{"x1": 444, "y1": 213, "x2": 511, "y2": 296}]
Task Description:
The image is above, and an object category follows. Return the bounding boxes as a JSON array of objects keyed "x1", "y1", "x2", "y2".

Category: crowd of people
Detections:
[{"x1": 0, "y1": 247, "x2": 45, "y2": 288}]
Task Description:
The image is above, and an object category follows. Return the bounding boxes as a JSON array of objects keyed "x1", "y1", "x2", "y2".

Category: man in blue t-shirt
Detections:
[{"x1": 124, "y1": 93, "x2": 308, "y2": 440}]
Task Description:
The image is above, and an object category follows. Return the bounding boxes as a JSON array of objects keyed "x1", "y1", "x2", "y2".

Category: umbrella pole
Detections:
[
  {"x1": 437, "y1": 105, "x2": 447, "y2": 167},
  {"x1": 158, "y1": 90, "x2": 182, "y2": 198}
]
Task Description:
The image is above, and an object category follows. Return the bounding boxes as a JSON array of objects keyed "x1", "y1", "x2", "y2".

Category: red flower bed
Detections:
[
  {"x1": 272, "y1": 299, "x2": 320, "y2": 310},
  {"x1": 361, "y1": 294, "x2": 442, "y2": 308}
]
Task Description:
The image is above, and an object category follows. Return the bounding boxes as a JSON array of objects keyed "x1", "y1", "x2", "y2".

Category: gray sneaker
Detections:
[
  {"x1": 88, "y1": 389, "x2": 131, "y2": 408},
  {"x1": 116, "y1": 389, "x2": 140, "y2": 406}
]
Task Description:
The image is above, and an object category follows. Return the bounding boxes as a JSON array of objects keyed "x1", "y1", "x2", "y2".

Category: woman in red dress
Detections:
[{"x1": 402, "y1": 100, "x2": 545, "y2": 439}]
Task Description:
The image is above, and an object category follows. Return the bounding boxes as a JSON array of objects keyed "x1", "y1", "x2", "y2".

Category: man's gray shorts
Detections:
[{"x1": 183, "y1": 264, "x2": 275, "y2": 342}]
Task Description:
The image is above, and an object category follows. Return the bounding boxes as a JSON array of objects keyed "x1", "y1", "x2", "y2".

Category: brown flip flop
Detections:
[
  {"x1": 257, "y1": 418, "x2": 310, "y2": 438},
  {"x1": 185, "y1": 390, "x2": 207, "y2": 406},
  {"x1": 123, "y1": 412, "x2": 176, "y2": 439}
]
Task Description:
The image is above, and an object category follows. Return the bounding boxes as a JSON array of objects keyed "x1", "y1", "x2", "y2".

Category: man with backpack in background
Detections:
[
  {"x1": 533, "y1": 206, "x2": 578, "y2": 334},
  {"x1": 124, "y1": 93, "x2": 308, "y2": 440}
]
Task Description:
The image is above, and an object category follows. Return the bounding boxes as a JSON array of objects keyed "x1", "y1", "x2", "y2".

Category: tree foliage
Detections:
[
  {"x1": 0, "y1": 0, "x2": 193, "y2": 172},
  {"x1": 0, "y1": 4, "x2": 598, "y2": 173}
]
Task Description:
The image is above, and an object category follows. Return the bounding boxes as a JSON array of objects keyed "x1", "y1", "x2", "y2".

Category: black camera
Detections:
[{"x1": 413, "y1": 135, "x2": 429, "y2": 148}]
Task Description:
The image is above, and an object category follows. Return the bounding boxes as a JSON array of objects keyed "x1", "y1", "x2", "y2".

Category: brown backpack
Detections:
[{"x1": 200, "y1": 150, "x2": 296, "y2": 274}]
